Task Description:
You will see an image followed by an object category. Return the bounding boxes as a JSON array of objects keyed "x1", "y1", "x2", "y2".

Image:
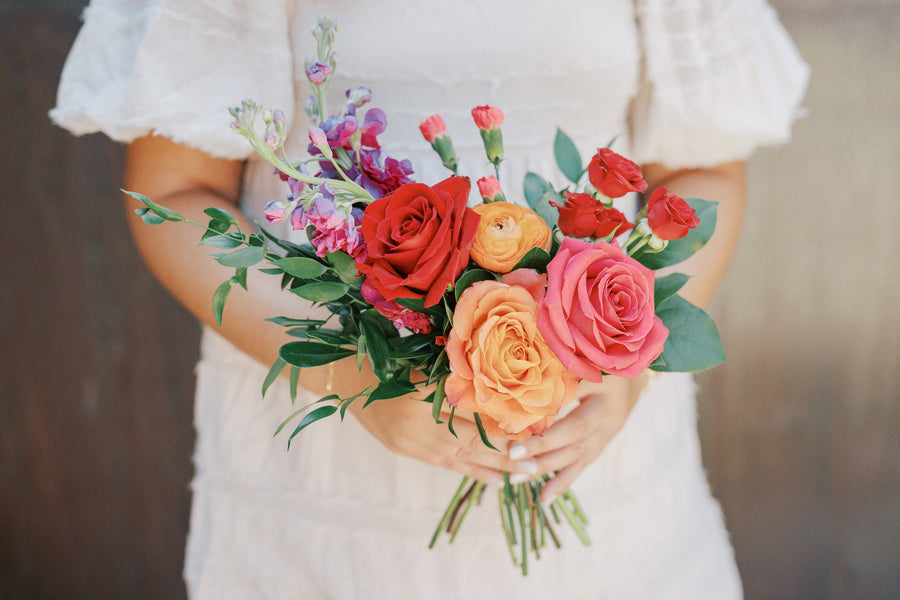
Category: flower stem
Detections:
[{"x1": 429, "y1": 476, "x2": 470, "y2": 549}]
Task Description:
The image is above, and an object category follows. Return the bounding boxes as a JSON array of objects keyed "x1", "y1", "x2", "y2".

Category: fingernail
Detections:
[
  {"x1": 509, "y1": 472, "x2": 531, "y2": 485},
  {"x1": 508, "y1": 443, "x2": 528, "y2": 461},
  {"x1": 516, "y1": 460, "x2": 538, "y2": 475},
  {"x1": 487, "y1": 474, "x2": 504, "y2": 489}
]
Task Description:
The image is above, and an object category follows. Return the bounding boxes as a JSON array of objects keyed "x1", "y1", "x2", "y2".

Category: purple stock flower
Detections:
[
  {"x1": 345, "y1": 87, "x2": 372, "y2": 107},
  {"x1": 360, "y1": 109, "x2": 386, "y2": 148},
  {"x1": 263, "y1": 200, "x2": 289, "y2": 223},
  {"x1": 358, "y1": 149, "x2": 414, "y2": 197},
  {"x1": 305, "y1": 61, "x2": 333, "y2": 85}
]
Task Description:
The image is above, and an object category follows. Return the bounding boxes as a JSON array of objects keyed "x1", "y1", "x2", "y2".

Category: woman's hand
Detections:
[
  {"x1": 505, "y1": 373, "x2": 650, "y2": 502},
  {"x1": 346, "y1": 382, "x2": 514, "y2": 486}
]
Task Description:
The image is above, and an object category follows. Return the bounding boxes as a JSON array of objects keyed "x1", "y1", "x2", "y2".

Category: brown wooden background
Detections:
[{"x1": 1, "y1": 1, "x2": 897, "y2": 598}]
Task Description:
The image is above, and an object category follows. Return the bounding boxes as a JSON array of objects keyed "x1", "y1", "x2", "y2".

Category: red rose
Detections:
[
  {"x1": 587, "y1": 148, "x2": 648, "y2": 199},
  {"x1": 551, "y1": 191, "x2": 634, "y2": 239},
  {"x1": 357, "y1": 176, "x2": 480, "y2": 307},
  {"x1": 646, "y1": 187, "x2": 700, "y2": 240}
]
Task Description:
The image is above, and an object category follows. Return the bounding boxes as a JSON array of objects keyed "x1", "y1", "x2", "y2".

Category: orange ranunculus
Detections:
[
  {"x1": 445, "y1": 269, "x2": 580, "y2": 440},
  {"x1": 469, "y1": 202, "x2": 551, "y2": 273}
]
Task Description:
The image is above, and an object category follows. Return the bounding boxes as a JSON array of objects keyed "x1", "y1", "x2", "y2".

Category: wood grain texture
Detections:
[{"x1": 1, "y1": 1, "x2": 897, "y2": 599}]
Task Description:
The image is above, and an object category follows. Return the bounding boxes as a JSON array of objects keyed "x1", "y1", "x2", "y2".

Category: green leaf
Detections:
[
  {"x1": 289, "y1": 365, "x2": 300, "y2": 404},
  {"x1": 233, "y1": 268, "x2": 248, "y2": 291},
  {"x1": 431, "y1": 376, "x2": 447, "y2": 424},
  {"x1": 290, "y1": 281, "x2": 349, "y2": 303},
  {"x1": 360, "y1": 311, "x2": 394, "y2": 381},
  {"x1": 279, "y1": 342, "x2": 355, "y2": 368},
  {"x1": 211, "y1": 279, "x2": 232, "y2": 326},
  {"x1": 654, "y1": 273, "x2": 690, "y2": 309},
  {"x1": 364, "y1": 379, "x2": 418, "y2": 407},
  {"x1": 327, "y1": 251, "x2": 359, "y2": 283},
  {"x1": 454, "y1": 269, "x2": 497, "y2": 300},
  {"x1": 134, "y1": 207, "x2": 149, "y2": 216},
  {"x1": 511, "y1": 246, "x2": 552, "y2": 272},
  {"x1": 473, "y1": 413, "x2": 500, "y2": 451},
  {"x1": 287, "y1": 405, "x2": 338, "y2": 448},
  {"x1": 141, "y1": 212, "x2": 166, "y2": 226},
  {"x1": 653, "y1": 294, "x2": 725, "y2": 372},
  {"x1": 523, "y1": 172, "x2": 551, "y2": 207},
  {"x1": 202, "y1": 234, "x2": 244, "y2": 249},
  {"x1": 266, "y1": 316, "x2": 326, "y2": 328},
  {"x1": 247, "y1": 234, "x2": 265, "y2": 247},
  {"x1": 261, "y1": 357, "x2": 287, "y2": 398},
  {"x1": 216, "y1": 246, "x2": 266, "y2": 268},
  {"x1": 204, "y1": 207, "x2": 240, "y2": 228},
  {"x1": 274, "y1": 257, "x2": 328, "y2": 279},
  {"x1": 122, "y1": 190, "x2": 186, "y2": 222},
  {"x1": 634, "y1": 198, "x2": 718, "y2": 269},
  {"x1": 534, "y1": 189, "x2": 562, "y2": 229},
  {"x1": 554, "y1": 129, "x2": 584, "y2": 184},
  {"x1": 306, "y1": 328, "x2": 350, "y2": 345}
]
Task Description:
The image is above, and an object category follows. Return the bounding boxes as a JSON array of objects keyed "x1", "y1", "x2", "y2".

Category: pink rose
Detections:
[{"x1": 537, "y1": 238, "x2": 668, "y2": 381}]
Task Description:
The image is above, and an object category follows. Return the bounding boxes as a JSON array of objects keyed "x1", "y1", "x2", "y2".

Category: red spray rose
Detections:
[
  {"x1": 646, "y1": 187, "x2": 700, "y2": 240},
  {"x1": 551, "y1": 191, "x2": 633, "y2": 239},
  {"x1": 357, "y1": 176, "x2": 480, "y2": 307},
  {"x1": 587, "y1": 148, "x2": 648, "y2": 199}
]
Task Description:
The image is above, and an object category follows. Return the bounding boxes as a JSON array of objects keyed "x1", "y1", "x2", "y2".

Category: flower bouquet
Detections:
[{"x1": 125, "y1": 17, "x2": 725, "y2": 575}]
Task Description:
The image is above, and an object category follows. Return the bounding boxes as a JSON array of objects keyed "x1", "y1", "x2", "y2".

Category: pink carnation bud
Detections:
[
  {"x1": 419, "y1": 115, "x2": 448, "y2": 143},
  {"x1": 305, "y1": 61, "x2": 333, "y2": 85},
  {"x1": 476, "y1": 176, "x2": 504, "y2": 202},
  {"x1": 471, "y1": 105, "x2": 504, "y2": 131}
]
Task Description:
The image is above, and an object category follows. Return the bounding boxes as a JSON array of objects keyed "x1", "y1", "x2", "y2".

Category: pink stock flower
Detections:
[
  {"x1": 308, "y1": 126, "x2": 332, "y2": 158},
  {"x1": 305, "y1": 61, "x2": 333, "y2": 84},
  {"x1": 471, "y1": 105, "x2": 505, "y2": 131},
  {"x1": 419, "y1": 114, "x2": 448, "y2": 143},
  {"x1": 537, "y1": 237, "x2": 668, "y2": 381},
  {"x1": 263, "y1": 200, "x2": 289, "y2": 223},
  {"x1": 476, "y1": 176, "x2": 504, "y2": 202}
]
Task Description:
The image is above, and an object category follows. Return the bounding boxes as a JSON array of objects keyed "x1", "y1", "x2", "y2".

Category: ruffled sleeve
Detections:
[
  {"x1": 630, "y1": 0, "x2": 809, "y2": 168},
  {"x1": 50, "y1": 0, "x2": 294, "y2": 159}
]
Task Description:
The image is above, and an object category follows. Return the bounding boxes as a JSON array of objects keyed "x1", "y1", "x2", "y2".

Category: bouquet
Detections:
[{"x1": 126, "y1": 17, "x2": 725, "y2": 575}]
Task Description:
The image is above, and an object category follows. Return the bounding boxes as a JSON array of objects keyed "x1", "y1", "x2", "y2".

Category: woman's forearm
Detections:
[{"x1": 641, "y1": 161, "x2": 747, "y2": 308}]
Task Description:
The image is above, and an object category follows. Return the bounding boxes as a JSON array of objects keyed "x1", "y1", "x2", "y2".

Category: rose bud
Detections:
[
  {"x1": 646, "y1": 187, "x2": 700, "y2": 240},
  {"x1": 587, "y1": 148, "x2": 648, "y2": 199}
]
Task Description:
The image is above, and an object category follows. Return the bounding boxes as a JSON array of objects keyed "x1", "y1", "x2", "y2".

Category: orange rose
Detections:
[
  {"x1": 445, "y1": 270, "x2": 580, "y2": 440},
  {"x1": 470, "y1": 202, "x2": 551, "y2": 273}
]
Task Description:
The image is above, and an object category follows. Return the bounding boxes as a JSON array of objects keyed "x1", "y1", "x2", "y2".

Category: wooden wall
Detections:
[{"x1": 1, "y1": 1, "x2": 897, "y2": 598}]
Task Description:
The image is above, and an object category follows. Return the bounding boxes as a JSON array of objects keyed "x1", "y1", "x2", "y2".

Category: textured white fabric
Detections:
[{"x1": 53, "y1": 1, "x2": 807, "y2": 598}]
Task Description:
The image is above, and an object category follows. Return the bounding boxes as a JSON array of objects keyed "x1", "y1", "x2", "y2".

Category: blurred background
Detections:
[{"x1": 1, "y1": 0, "x2": 897, "y2": 598}]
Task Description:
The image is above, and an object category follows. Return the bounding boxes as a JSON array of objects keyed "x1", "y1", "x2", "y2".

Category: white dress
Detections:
[{"x1": 52, "y1": 1, "x2": 808, "y2": 598}]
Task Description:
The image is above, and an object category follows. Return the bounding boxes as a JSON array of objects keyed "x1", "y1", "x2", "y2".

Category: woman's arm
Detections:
[
  {"x1": 508, "y1": 161, "x2": 747, "y2": 500},
  {"x1": 124, "y1": 134, "x2": 515, "y2": 484}
]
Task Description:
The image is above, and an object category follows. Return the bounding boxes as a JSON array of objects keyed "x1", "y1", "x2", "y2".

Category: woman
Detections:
[{"x1": 52, "y1": 0, "x2": 807, "y2": 597}]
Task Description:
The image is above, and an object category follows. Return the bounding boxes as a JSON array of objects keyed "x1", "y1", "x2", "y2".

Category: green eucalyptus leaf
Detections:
[
  {"x1": 287, "y1": 405, "x2": 338, "y2": 448},
  {"x1": 634, "y1": 198, "x2": 718, "y2": 269},
  {"x1": 274, "y1": 257, "x2": 328, "y2": 279},
  {"x1": 511, "y1": 246, "x2": 552, "y2": 272},
  {"x1": 216, "y1": 246, "x2": 266, "y2": 268},
  {"x1": 653, "y1": 294, "x2": 725, "y2": 372},
  {"x1": 141, "y1": 212, "x2": 166, "y2": 226},
  {"x1": 532, "y1": 189, "x2": 562, "y2": 229},
  {"x1": 291, "y1": 281, "x2": 349, "y2": 303},
  {"x1": 523, "y1": 172, "x2": 551, "y2": 207},
  {"x1": 654, "y1": 273, "x2": 690, "y2": 309},
  {"x1": 202, "y1": 234, "x2": 244, "y2": 249},
  {"x1": 279, "y1": 342, "x2": 355, "y2": 368},
  {"x1": 454, "y1": 269, "x2": 497, "y2": 300},
  {"x1": 364, "y1": 379, "x2": 418, "y2": 407},
  {"x1": 203, "y1": 207, "x2": 239, "y2": 228},
  {"x1": 554, "y1": 129, "x2": 584, "y2": 184},
  {"x1": 211, "y1": 279, "x2": 233, "y2": 326}
]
